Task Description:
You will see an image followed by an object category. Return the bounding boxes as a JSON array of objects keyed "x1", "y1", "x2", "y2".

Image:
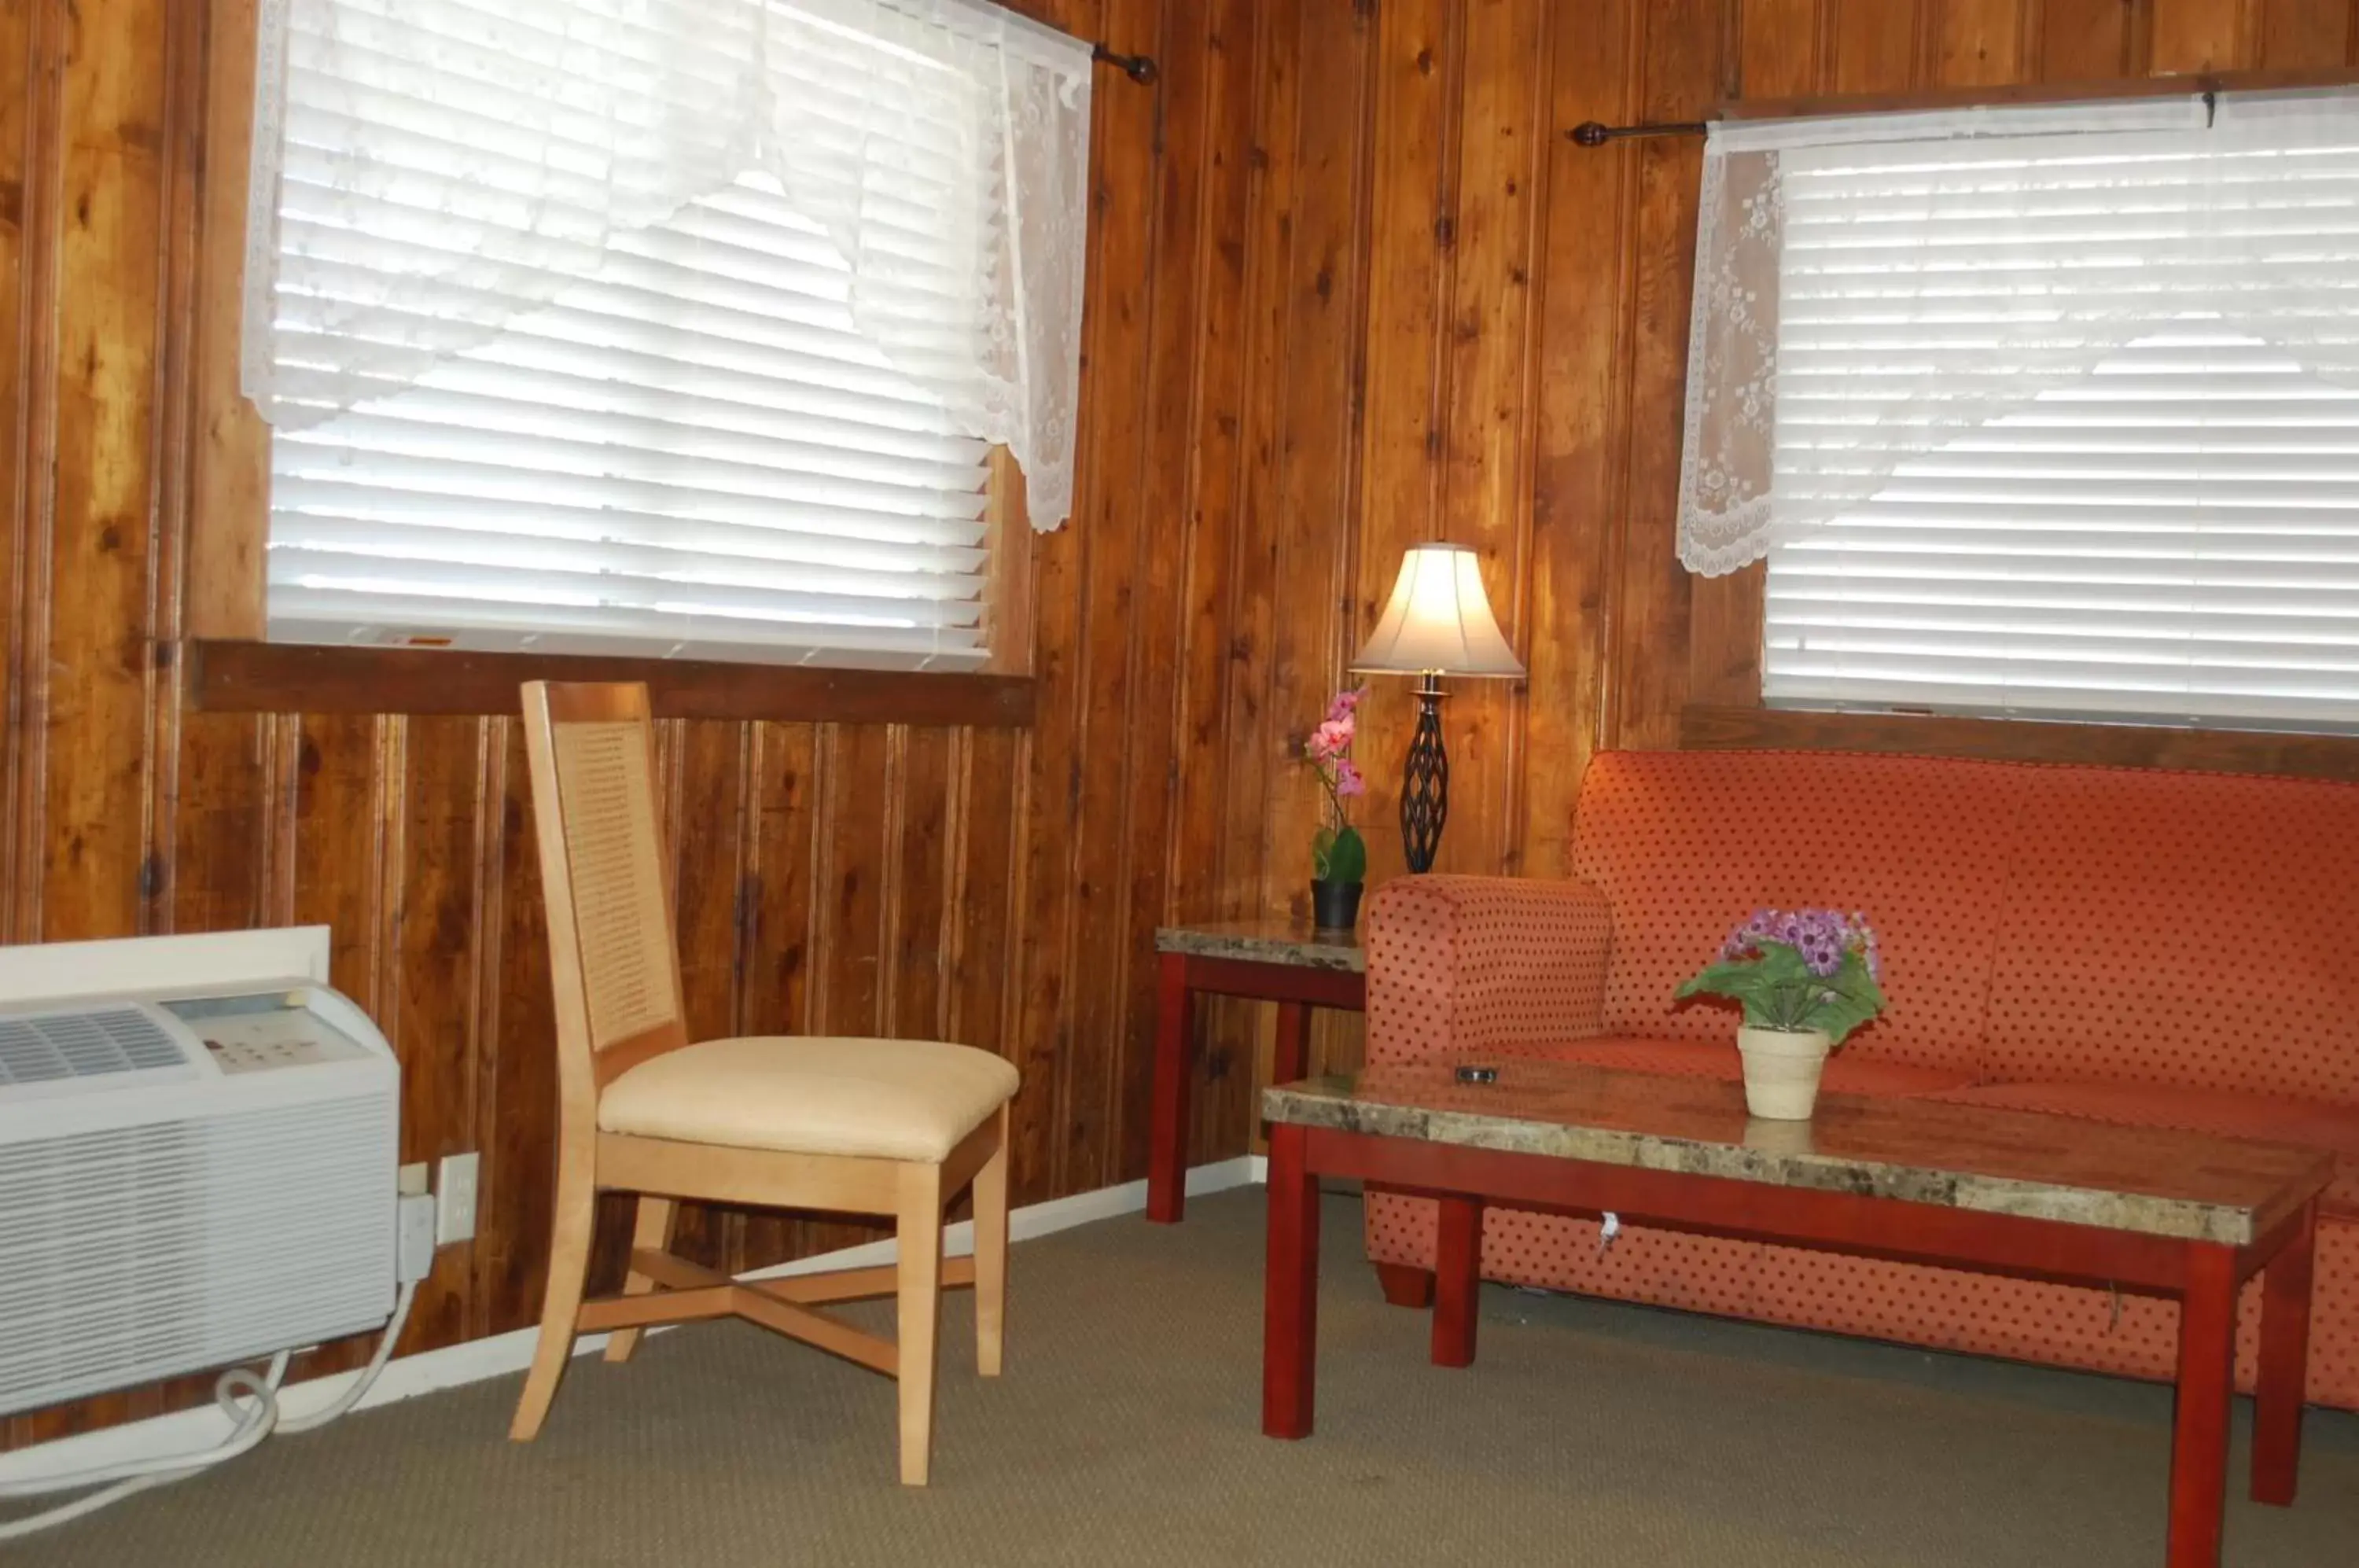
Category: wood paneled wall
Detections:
[
  {"x1": 5, "y1": 0, "x2": 2348, "y2": 1451},
  {"x1": 1340, "y1": 0, "x2": 2359, "y2": 910},
  {"x1": 0, "y1": 0, "x2": 1377, "y2": 1448}
]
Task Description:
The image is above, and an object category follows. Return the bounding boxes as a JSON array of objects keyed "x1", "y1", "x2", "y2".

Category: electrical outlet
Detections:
[
  {"x1": 436, "y1": 1151, "x2": 479, "y2": 1245},
  {"x1": 398, "y1": 1192, "x2": 438, "y2": 1283}
]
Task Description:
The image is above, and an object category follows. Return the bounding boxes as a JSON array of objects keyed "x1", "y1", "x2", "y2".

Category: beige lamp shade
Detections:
[{"x1": 1349, "y1": 543, "x2": 1525, "y2": 678}]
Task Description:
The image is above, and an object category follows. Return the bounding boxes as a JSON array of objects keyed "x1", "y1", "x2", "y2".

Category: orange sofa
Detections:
[{"x1": 1363, "y1": 749, "x2": 2359, "y2": 1411}]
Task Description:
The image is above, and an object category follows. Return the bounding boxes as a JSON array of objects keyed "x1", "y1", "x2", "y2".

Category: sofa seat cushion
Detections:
[
  {"x1": 1921, "y1": 1080, "x2": 2359, "y2": 1219},
  {"x1": 1506, "y1": 1035, "x2": 1979, "y2": 1099}
]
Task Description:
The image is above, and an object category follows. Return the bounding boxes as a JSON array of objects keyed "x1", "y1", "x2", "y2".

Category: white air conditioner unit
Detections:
[{"x1": 0, "y1": 928, "x2": 399, "y2": 1420}]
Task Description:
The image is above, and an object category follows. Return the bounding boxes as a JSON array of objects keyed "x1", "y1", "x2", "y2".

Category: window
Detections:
[
  {"x1": 1677, "y1": 93, "x2": 2359, "y2": 732},
  {"x1": 263, "y1": 171, "x2": 996, "y2": 668},
  {"x1": 240, "y1": 0, "x2": 1092, "y2": 672},
  {"x1": 1765, "y1": 330, "x2": 2359, "y2": 730}
]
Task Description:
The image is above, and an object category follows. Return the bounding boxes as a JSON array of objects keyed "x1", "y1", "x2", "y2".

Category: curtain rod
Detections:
[
  {"x1": 1091, "y1": 42, "x2": 1157, "y2": 85},
  {"x1": 896, "y1": 4, "x2": 1157, "y2": 85},
  {"x1": 1569, "y1": 120, "x2": 1704, "y2": 145},
  {"x1": 1566, "y1": 64, "x2": 2359, "y2": 147}
]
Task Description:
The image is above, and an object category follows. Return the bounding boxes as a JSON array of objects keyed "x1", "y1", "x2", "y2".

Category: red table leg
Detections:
[
  {"x1": 1432, "y1": 1194, "x2": 1482, "y2": 1368},
  {"x1": 1273, "y1": 1000, "x2": 1312, "y2": 1087},
  {"x1": 2253, "y1": 1200, "x2": 2317, "y2": 1507},
  {"x1": 1146, "y1": 953, "x2": 1194, "y2": 1224},
  {"x1": 2168, "y1": 1243, "x2": 2238, "y2": 1568},
  {"x1": 1373, "y1": 1262, "x2": 1435, "y2": 1308},
  {"x1": 1263, "y1": 1121, "x2": 1320, "y2": 1439}
]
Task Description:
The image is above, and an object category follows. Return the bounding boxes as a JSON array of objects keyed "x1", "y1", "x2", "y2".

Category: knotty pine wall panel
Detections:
[
  {"x1": 1355, "y1": 0, "x2": 2357, "y2": 882},
  {"x1": 1276, "y1": 0, "x2": 2353, "y2": 1074},
  {"x1": 4, "y1": 0, "x2": 2335, "y2": 1451},
  {"x1": 0, "y1": 0, "x2": 1378, "y2": 1448},
  {"x1": 1518, "y1": 0, "x2": 1640, "y2": 887}
]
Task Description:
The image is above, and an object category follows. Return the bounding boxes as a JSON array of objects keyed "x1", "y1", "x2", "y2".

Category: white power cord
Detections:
[{"x1": 0, "y1": 1280, "x2": 418, "y2": 1542}]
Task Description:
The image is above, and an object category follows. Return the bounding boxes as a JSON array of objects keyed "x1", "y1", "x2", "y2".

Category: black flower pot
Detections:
[{"x1": 1310, "y1": 878, "x2": 1363, "y2": 932}]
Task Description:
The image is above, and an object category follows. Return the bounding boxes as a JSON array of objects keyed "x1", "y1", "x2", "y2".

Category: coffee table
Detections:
[
  {"x1": 1146, "y1": 921, "x2": 1364, "y2": 1224},
  {"x1": 1260, "y1": 1062, "x2": 2331, "y2": 1568}
]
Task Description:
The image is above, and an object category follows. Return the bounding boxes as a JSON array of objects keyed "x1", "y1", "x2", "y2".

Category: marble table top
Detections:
[
  {"x1": 1155, "y1": 918, "x2": 1364, "y2": 973},
  {"x1": 1264, "y1": 1061, "x2": 2333, "y2": 1246}
]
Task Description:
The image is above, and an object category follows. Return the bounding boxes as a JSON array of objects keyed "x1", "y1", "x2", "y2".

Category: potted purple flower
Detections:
[
  {"x1": 1675, "y1": 909, "x2": 1886, "y2": 1119},
  {"x1": 1301, "y1": 687, "x2": 1370, "y2": 930}
]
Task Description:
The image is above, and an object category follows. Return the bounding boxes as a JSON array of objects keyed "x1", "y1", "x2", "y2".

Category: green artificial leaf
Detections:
[
  {"x1": 1324, "y1": 825, "x2": 1367, "y2": 884},
  {"x1": 1679, "y1": 940, "x2": 1886, "y2": 1039},
  {"x1": 1750, "y1": 944, "x2": 1815, "y2": 988},
  {"x1": 1674, "y1": 959, "x2": 1758, "y2": 1003},
  {"x1": 1680, "y1": 945, "x2": 1795, "y2": 1026},
  {"x1": 1312, "y1": 825, "x2": 1337, "y2": 881},
  {"x1": 1807, "y1": 951, "x2": 1888, "y2": 1047}
]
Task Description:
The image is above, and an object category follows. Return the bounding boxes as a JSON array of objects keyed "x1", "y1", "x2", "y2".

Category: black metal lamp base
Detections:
[{"x1": 1400, "y1": 675, "x2": 1448, "y2": 874}]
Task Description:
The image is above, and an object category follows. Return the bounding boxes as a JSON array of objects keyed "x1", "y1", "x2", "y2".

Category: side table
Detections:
[{"x1": 1147, "y1": 920, "x2": 1365, "y2": 1224}]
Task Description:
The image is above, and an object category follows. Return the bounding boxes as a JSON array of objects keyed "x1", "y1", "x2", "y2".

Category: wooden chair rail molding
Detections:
[
  {"x1": 184, "y1": 640, "x2": 1036, "y2": 727},
  {"x1": 1682, "y1": 705, "x2": 2359, "y2": 784}
]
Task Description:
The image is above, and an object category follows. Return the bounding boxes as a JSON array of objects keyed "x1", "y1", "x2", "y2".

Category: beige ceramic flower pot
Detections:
[{"x1": 1736, "y1": 1025, "x2": 1833, "y2": 1121}]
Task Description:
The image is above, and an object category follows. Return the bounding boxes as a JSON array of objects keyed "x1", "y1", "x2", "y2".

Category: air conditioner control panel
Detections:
[{"x1": 160, "y1": 992, "x2": 374, "y2": 1076}]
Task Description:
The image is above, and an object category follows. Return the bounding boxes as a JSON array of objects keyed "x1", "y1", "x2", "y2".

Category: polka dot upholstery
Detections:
[
  {"x1": 1367, "y1": 1191, "x2": 2359, "y2": 1404},
  {"x1": 1364, "y1": 876, "x2": 1615, "y2": 1068},
  {"x1": 1362, "y1": 749, "x2": 2359, "y2": 1412},
  {"x1": 1567, "y1": 749, "x2": 2016, "y2": 1073},
  {"x1": 1743, "y1": 1222, "x2": 2359, "y2": 1404},
  {"x1": 1982, "y1": 767, "x2": 2359, "y2": 1101},
  {"x1": 1536, "y1": 1035, "x2": 1977, "y2": 1099}
]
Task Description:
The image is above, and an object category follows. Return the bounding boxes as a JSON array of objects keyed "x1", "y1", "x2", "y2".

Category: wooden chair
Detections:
[{"x1": 510, "y1": 680, "x2": 1018, "y2": 1485}]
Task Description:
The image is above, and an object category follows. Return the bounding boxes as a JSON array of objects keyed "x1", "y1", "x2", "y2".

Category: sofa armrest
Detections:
[{"x1": 1364, "y1": 875, "x2": 1615, "y2": 1066}]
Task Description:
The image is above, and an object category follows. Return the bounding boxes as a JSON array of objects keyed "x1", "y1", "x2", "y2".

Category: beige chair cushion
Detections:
[{"x1": 598, "y1": 1037, "x2": 1020, "y2": 1162}]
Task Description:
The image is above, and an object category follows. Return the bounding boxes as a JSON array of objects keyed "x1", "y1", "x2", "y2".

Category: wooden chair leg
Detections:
[
  {"x1": 510, "y1": 1149, "x2": 594, "y2": 1441},
  {"x1": 604, "y1": 1194, "x2": 676, "y2": 1364},
  {"x1": 896, "y1": 1162, "x2": 945, "y2": 1486},
  {"x1": 973, "y1": 1106, "x2": 1010, "y2": 1377}
]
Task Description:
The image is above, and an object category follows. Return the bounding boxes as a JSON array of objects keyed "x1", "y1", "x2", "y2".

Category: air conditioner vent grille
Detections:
[
  {"x1": 0, "y1": 1008, "x2": 187, "y2": 1086},
  {"x1": 0, "y1": 1095, "x2": 395, "y2": 1415}
]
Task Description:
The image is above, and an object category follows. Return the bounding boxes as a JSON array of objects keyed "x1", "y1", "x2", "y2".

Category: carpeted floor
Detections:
[{"x1": 8, "y1": 1187, "x2": 2357, "y2": 1566}]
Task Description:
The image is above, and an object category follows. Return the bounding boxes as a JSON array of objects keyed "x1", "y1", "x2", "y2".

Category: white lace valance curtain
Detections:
[
  {"x1": 245, "y1": 0, "x2": 1094, "y2": 529},
  {"x1": 1677, "y1": 89, "x2": 2359, "y2": 576}
]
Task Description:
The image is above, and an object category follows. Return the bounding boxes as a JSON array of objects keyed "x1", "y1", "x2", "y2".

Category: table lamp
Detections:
[{"x1": 1349, "y1": 543, "x2": 1526, "y2": 874}]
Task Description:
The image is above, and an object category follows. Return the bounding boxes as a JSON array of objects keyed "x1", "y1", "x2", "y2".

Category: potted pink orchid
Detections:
[{"x1": 1302, "y1": 687, "x2": 1370, "y2": 930}]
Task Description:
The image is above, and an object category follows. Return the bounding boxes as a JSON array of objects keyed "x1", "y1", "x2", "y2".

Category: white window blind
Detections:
[
  {"x1": 252, "y1": 1, "x2": 1030, "y2": 672},
  {"x1": 1760, "y1": 104, "x2": 2359, "y2": 731}
]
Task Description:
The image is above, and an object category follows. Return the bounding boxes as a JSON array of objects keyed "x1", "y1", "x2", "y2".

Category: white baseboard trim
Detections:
[{"x1": 0, "y1": 1154, "x2": 1264, "y2": 1488}]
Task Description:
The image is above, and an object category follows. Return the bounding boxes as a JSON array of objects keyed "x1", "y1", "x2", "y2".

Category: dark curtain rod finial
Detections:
[
  {"x1": 1569, "y1": 119, "x2": 1710, "y2": 146},
  {"x1": 1091, "y1": 42, "x2": 1158, "y2": 86}
]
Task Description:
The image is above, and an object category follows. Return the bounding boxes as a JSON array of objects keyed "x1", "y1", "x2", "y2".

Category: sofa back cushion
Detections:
[
  {"x1": 1982, "y1": 766, "x2": 2359, "y2": 1104},
  {"x1": 1568, "y1": 750, "x2": 2021, "y2": 1073}
]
